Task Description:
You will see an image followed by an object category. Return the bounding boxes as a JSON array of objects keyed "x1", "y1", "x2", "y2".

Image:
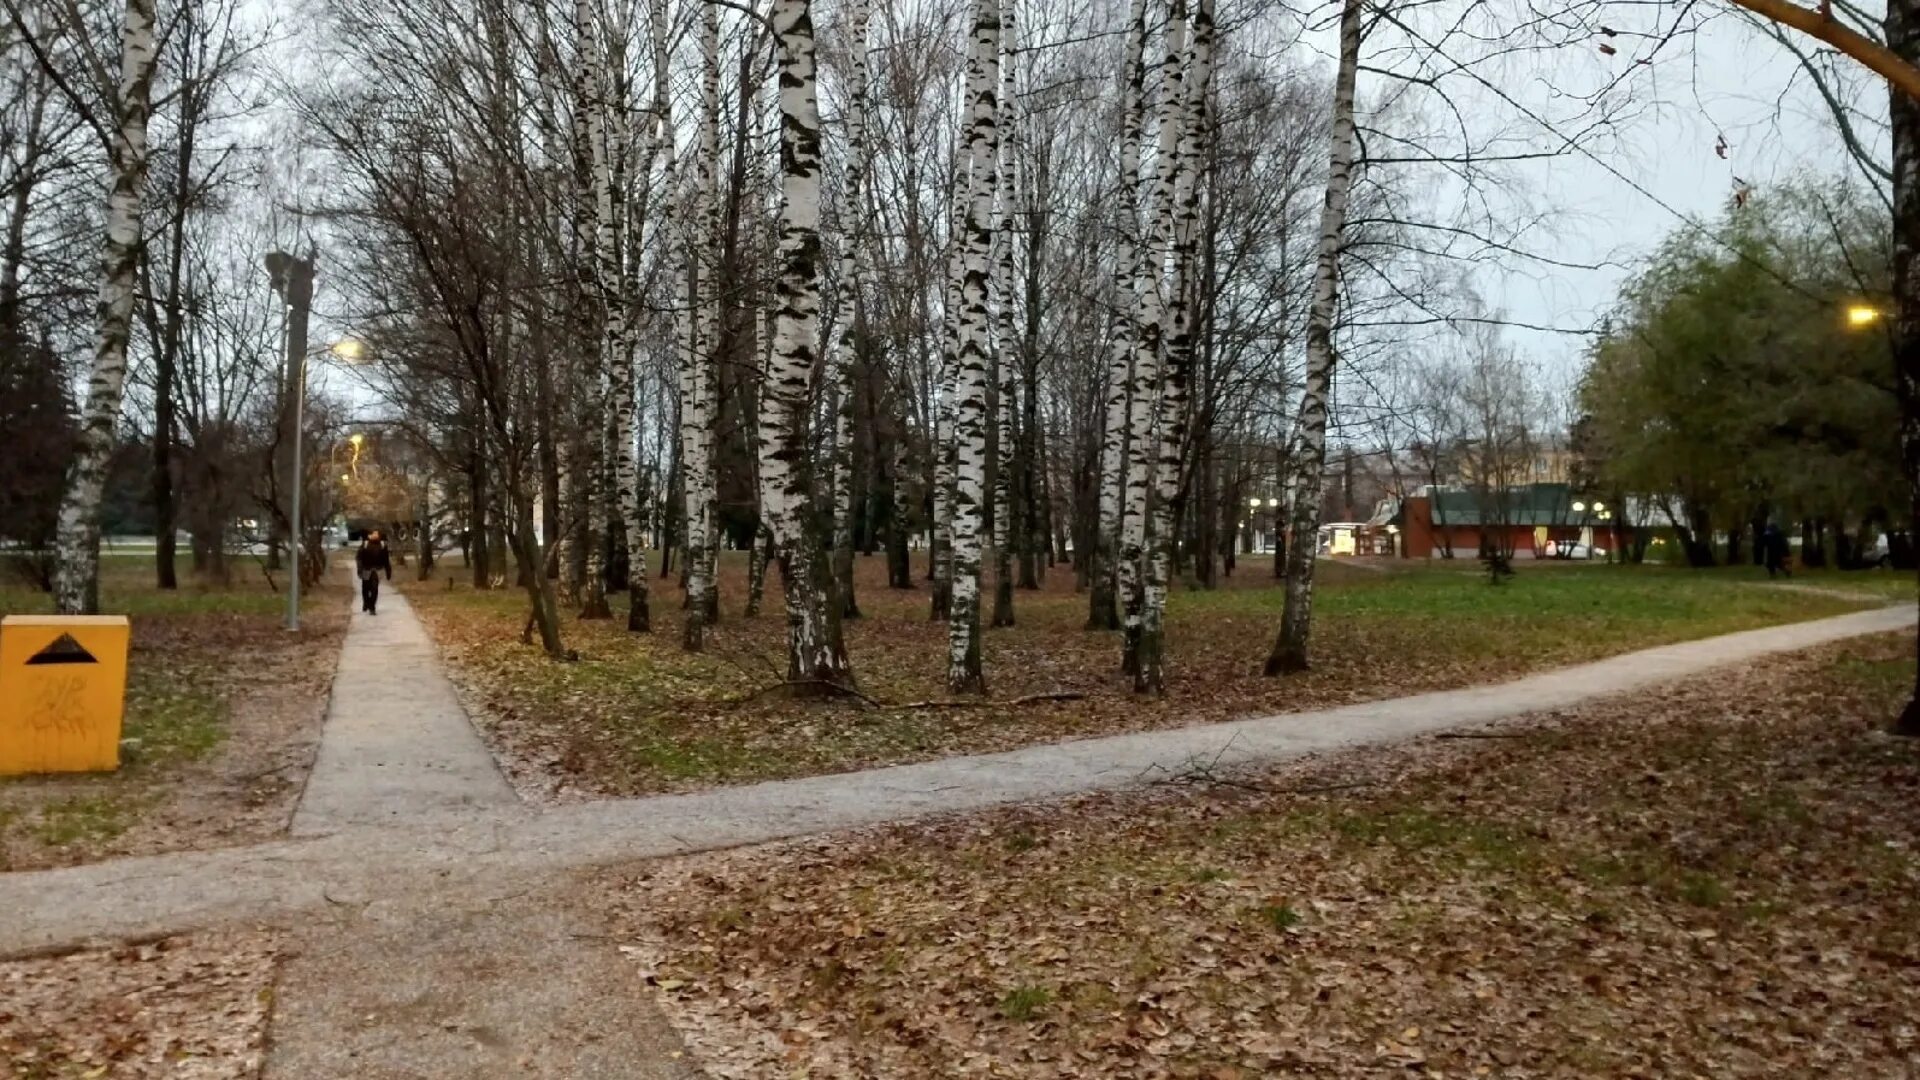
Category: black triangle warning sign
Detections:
[{"x1": 25, "y1": 633, "x2": 97, "y2": 665}]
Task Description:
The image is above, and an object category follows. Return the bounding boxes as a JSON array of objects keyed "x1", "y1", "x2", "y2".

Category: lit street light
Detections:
[{"x1": 1847, "y1": 304, "x2": 1885, "y2": 327}]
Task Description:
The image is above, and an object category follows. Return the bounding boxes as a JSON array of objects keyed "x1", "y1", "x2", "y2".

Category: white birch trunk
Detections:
[
  {"x1": 1119, "y1": 0, "x2": 1187, "y2": 676},
  {"x1": 761, "y1": 0, "x2": 852, "y2": 688},
  {"x1": 829, "y1": 0, "x2": 874, "y2": 621},
  {"x1": 931, "y1": 176, "x2": 964, "y2": 621},
  {"x1": 946, "y1": 0, "x2": 1000, "y2": 694},
  {"x1": 602, "y1": 6, "x2": 649, "y2": 632},
  {"x1": 1138, "y1": 0, "x2": 1215, "y2": 693},
  {"x1": 697, "y1": 0, "x2": 722, "y2": 617},
  {"x1": 680, "y1": 1, "x2": 721, "y2": 649},
  {"x1": 575, "y1": 0, "x2": 613, "y2": 619},
  {"x1": 53, "y1": 0, "x2": 161, "y2": 615},
  {"x1": 1088, "y1": 0, "x2": 1149, "y2": 633},
  {"x1": 989, "y1": 0, "x2": 1018, "y2": 630},
  {"x1": 1268, "y1": 0, "x2": 1361, "y2": 675}
]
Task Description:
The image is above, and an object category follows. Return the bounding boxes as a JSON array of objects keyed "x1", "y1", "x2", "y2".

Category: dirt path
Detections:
[
  {"x1": 263, "y1": 584, "x2": 696, "y2": 1077},
  {"x1": 291, "y1": 587, "x2": 521, "y2": 836},
  {"x1": 5, "y1": 603, "x2": 1909, "y2": 958},
  {"x1": 266, "y1": 881, "x2": 699, "y2": 1078},
  {"x1": 5, "y1": 603, "x2": 1913, "y2": 1078}
]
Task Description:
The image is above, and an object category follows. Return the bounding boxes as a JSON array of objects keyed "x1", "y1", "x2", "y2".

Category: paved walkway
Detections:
[
  {"x1": 292, "y1": 585, "x2": 520, "y2": 836},
  {"x1": 6, "y1": 602, "x2": 1908, "y2": 959}
]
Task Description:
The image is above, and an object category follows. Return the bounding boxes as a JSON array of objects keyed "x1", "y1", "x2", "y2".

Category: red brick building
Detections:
[{"x1": 1387, "y1": 484, "x2": 1587, "y2": 559}]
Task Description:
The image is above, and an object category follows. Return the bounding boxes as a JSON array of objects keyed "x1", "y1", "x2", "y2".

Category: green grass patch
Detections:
[
  {"x1": 1325, "y1": 805, "x2": 1536, "y2": 871},
  {"x1": 1792, "y1": 569, "x2": 1915, "y2": 602},
  {"x1": 1176, "y1": 564, "x2": 1871, "y2": 661},
  {"x1": 33, "y1": 794, "x2": 138, "y2": 847},
  {"x1": 410, "y1": 556, "x2": 1884, "y2": 794},
  {"x1": 1256, "y1": 902, "x2": 1302, "y2": 930},
  {"x1": 0, "y1": 552, "x2": 288, "y2": 617},
  {"x1": 997, "y1": 984, "x2": 1051, "y2": 1021},
  {"x1": 1829, "y1": 653, "x2": 1916, "y2": 697},
  {"x1": 121, "y1": 676, "x2": 228, "y2": 768}
]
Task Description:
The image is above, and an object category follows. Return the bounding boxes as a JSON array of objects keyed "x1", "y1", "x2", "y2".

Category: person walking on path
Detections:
[
  {"x1": 357, "y1": 531, "x2": 393, "y2": 614},
  {"x1": 1763, "y1": 522, "x2": 1792, "y2": 579}
]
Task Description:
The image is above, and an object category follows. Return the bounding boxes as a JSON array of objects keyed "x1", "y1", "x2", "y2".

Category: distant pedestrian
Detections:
[
  {"x1": 357, "y1": 530, "x2": 393, "y2": 614},
  {"x1": 1762, "y1": 522, "x2": 1791, "y2": 579}
]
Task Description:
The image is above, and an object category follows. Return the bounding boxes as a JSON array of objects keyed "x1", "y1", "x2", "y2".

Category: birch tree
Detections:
[
  {"x1": 606, "y1": 0, "x2": 655, "y2": 632},
  {"x1": 1136, "y1": 0, "x2": 1215, "y2": 693},
  {"x1": 761, "y1": 0, "x2": 853, "y2": 690},
  {"x1": 1120, "y1": 0, "x2": 1187, "y2": 677},
  {"x1": 16, "y1": 0, "x2": 162, "y2": 614},
  {"x1": 1088, "y1": 0, "x2": 1149, "y2": 633},
  {"x1": 1266, "y1": 0, "x2": 1361, "y2": 675},
  {"x1": 681, "y1": 0, "x2": 721, "y2": 650},
  {"x1": 989, "y1": 0, "x2": 1018, "y2": 630},
  {"x1": 574, "y1": 0, "x2": 614, "y2": 620},
  {"x1": 946, "y1": 0, "x2": 1001, "y2": 694},
  {"x1": 829, "y1": 0, "x2": 875, "y2": 621}
]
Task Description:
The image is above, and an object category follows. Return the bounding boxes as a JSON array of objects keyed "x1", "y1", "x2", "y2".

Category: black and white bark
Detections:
[
  {"x1": 1266, "y1": 0, "x2": 1361, "y2": 675},
  {"x1": 989, "y1": 0, "x2": 1018, "y2": 630},
  {"x1": 1089, "y1": 0, "x2": 1149, "y2": 634},
  {"x1": 829, "y1": 0, "x2": 874, "y2": 621},
  {"x1": 574, "y1": 0, "x2": 613, "y2": 619},
  {"x1": 1137, "y1": 0, "x2": 1215, "y2": 694},
  {"x1": 681, "y1": 0, "x2": 722, "y2": 649},
  {"x1": 946, "y1": 0, "x2": 1001, "y2": 693},
  {"x1": 761, "y1": 0, "x2": 853, "y2": 689},
  {"x1": 1120, "y1": 0, "x2": 1187, "y2": 676},
  {"x1": 48, "y1": 0, "x2": 160, "y2": 615}
]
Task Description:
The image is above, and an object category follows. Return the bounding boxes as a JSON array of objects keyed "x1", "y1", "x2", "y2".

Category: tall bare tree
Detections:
[{"x1": 1267, "y1": 0, "x2": 1361, "y2": 675}]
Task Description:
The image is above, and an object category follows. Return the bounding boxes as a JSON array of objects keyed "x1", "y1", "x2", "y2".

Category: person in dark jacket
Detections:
[
  {"x1": 1762, "y1": 522, "x2": 1792, "y2": 579},
  {"x1": 356, "y1": 531, "x2": 393, "y2": 614}
]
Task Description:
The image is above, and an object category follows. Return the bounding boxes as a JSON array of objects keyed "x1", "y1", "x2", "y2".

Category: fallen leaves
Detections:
[
  {"x1": 603, "y1": 633, "x2": 1920, "y2": 1078},
  {"x1": 407, "y1": 556, "x2": 1869, "y2": 800},
  {"x1": 0, "y1": 592, "x2": 347, "y2": 871},
  {"x1": 0, "y1": 931, "x2": 278, "y2": 1078}
]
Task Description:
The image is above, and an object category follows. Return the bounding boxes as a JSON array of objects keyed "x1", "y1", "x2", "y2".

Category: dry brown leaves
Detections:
[
  {"x1": 407, "y1": 558, "x2": 1662, "y2": 800},
  {"x1": 0, "y1": 931, "x2": 278, "y2": 1078},
  {"x1": 0, "y1": 595, "x2": 346, "y2": 871},
  {"x1": 605, "y1": 633, "x2": 1920, "y2": 1078}
]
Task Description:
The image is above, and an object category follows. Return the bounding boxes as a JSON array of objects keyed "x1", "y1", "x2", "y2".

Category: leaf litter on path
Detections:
[
  {"x1": 601, "y1": 633, "x2": 1920, "y2": 1078},
  {"x1": 0, "y1": 930, "x2": 277, "y2": 1079}
]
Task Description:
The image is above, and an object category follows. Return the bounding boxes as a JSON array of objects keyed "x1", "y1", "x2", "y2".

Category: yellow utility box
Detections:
[{"x1": 0, "y1": 615, "x2": 132, "y2": 774}]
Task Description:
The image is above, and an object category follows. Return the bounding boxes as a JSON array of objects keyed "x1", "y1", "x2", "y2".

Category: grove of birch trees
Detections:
[
  {"x1": 14, "y1": 0, "x2": 1920, "y2": 729},
  {"x1": 277, "y1": 0, "x2": 1392, "y2": 694}
]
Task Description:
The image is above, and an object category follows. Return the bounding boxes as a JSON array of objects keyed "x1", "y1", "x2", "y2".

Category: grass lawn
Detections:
[
  {"x1": 609, "y1": 634, "x2": 1920, "y2": 1078},
  {"x1": 403, "y1": 552, "x2": 1884, "y2": 797},
  {"x1": 0, "y1": 554, "x2": 345, "y2": 869}
]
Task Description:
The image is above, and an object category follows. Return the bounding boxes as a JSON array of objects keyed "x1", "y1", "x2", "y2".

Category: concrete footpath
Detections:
[
  {"x1": 3, "y1": 603, "x2": 1912, "y2": 958},
  {"x1": 291, "y1": 585, "x2": 520, "y2": 836}
]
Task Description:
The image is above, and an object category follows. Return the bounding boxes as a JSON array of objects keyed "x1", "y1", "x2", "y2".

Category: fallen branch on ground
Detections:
[
  {"x1": 1433, "y1": 732, "x2": 1528, "y2": 740},
  {"x1": 726, "y1": 679, "x2": 884, "y2": 708},
  {"x1": 891, "y1": 691, "x2": 1086, "y2": 710}
]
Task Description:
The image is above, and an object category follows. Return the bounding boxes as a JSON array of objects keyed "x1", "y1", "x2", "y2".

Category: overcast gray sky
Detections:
[{"x1": 1431, "y1": 3, "x2": 1890, "y2": 376}]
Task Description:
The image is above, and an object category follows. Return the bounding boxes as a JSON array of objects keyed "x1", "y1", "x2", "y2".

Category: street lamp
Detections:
[
  {"x1": 280, "y1": 325, "x2": 370, "y2": 632},
  {"x1": 1846, "y1": 304, "x2": 1885, "y2": 327}
]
